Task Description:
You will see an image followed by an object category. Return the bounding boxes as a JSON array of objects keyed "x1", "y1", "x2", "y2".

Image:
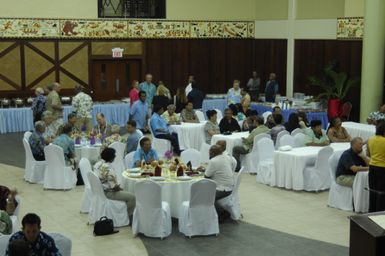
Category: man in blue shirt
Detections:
[
  {"x1": 29, "y1": 121, "x2": 46, "y2": 161},
  {"x1": 132, "y1": 137, "x2": 159, "y2": 167},
  {"x1": 187, "y1": 82, "x2": 205, "y2": 109},
  {"x1": 265, "y1": 73, "x2": 279, "y2": 103},
  {"x1": 150, "y1": 105, "x2": 181, "y2": 155},
  {"x1": 130, "y1": 91, "x2": 149, "y2": 133},
  {"x1": 126, "y1": 120, "x2": 141, "y2": 154},
  {"x1": 139, "y1": 74, "x2": 156, "y2": 105}
]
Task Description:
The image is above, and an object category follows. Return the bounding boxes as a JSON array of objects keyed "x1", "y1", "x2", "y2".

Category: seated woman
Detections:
[
  {"x1": 102, "y1": 124, "x2": 126, "y2": 150},
  {"x1": 52, "y1": 123, "x2": 75, "y2": 167},
  {"x1": 227, "y1": 80, "x2": 242, "y2": 105},
  {"x1": 265, "y1": 114, "x2": 276, "y2": 129},
  {"x1": 284, "y1": 113, "x2": 301, "y2": 133},
  {"x1": 132, "y1": 137, "x2": 159, "y2": 167},
  {"x1": 28, "y1": 121, "x2": 46, "y2": 161},
  {"x1": 152, "y1": 81, "x2": 171, "y2": 110},
  {"x1": 297, "y1": 111, "x2": 309, "y2": 128},
  {"x1": 304, "y1": 120, "x2": 330, "y2": 146},
  {"x1": 94, "y1": 148, "x2": 135, "y2": 216},
  {"x1": 204, "y1": 110, "x2": 220, "y2": 144},
  {"x1": 270, "y1": 114, "x2": 286, "y2": 145},
  {"x1": 242, "y1": 110, "x2": 258, "y2": 132},
  {"x1": 219, "y1": 108, "x2": 241, "y2": 134},
  {"x1": 162, "y1": 104, "x2": 181, "y2": 125},
  {"x1": 235, "y1": 103, "x2": 246, "y2": 121},
  {"x1": 327, "y1": 117, "x2": 351, "y2": 142}
]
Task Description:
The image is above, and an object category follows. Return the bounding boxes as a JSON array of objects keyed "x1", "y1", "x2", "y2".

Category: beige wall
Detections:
[
  {"x1": 344, "y1": 0, "x2": 365, "y2": 16},
  {"x1": 255, "y1": 0, "x2": 288, "y2": 20},
  {"x1": 296, "y1": 0, "x2": 345, "y2": 19}
]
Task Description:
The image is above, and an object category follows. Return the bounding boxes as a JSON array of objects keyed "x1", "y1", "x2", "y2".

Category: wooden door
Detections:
[{"x1": 91, "y1": 59, "x2": 141, "y2": 101}]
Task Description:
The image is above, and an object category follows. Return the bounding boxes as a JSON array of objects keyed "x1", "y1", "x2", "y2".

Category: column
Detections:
[
  {"x1": 286, "y1": 0, "x2": 296, "y2": 98},
  {"x1": 360, "y1": 0, "x2": 385, "y2": 122}
]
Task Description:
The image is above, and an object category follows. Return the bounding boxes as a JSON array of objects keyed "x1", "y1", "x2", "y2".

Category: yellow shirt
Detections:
[{"x1": 368, "y1": 135, "x2": 385, "y2": 168}]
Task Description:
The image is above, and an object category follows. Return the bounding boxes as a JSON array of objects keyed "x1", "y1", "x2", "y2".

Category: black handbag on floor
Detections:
[{"x1": 93, "y1": 216, "x2": 118, "y2": 236}]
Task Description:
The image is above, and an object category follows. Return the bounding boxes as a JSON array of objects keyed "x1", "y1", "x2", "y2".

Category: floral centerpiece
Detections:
[{"x1": 164, "y1": 150, "x2": 173, "y2": 161}]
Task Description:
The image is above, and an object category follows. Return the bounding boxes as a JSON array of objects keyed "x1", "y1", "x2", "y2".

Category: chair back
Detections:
[
  {"x1": 87, "y1": 172, "x2": 107, "y2": 200},
  {"x1": 290, "y1": 128, "x2": 303, "y2": 136},
  {"x1": 124, "y1": 151, "x2": 136, "y2": 169},
  {"x1": 275, "y1": 130, "x2": 290, "y2": 149},
  {"x1": 24, "y1": 131, "x2": 32, "y2": 140},
  {"x1": 340, "y1": 101, "x2": 352, "y2": 121},
  {"x1": 252, "y1": 133, "x2": 271, "y2": 151},
  {"x1": 200, "y1": 143, "x2": 211, "y2": 164},
  {"x1": 23, "y1": 138, "x2": 33, "y2": 168},
  {"x1": 137, "y1": 136, "x2": 146, "y2": 150},
  {"x1": 195, "y1": 110, "x2": 206, "y2": 122},
  {"x1": 44, "y1": 144, "x2": 66, "y2": 167},
  {"x1": 79, "y1": 158, "x2": 92, "y2": 188},
  {"x1": 232, "y1": 167, "x2": 244, "y2": 196},
  {"x1": 189, "y1": 179, "x2": 217, "y2": 208},
  {"x1": 0, "y1": 235, "x2": 10, "y2": 256},
  {"x1": 108, "y1": 141, "x2": 126, "y2": 178},
  {"x1": 262, "y1": 111, "x2": 272, "y2": 123},
  {"x1": 215, "y1": 109, "x2": 223, "y2": 122},
  {"x1": 294, "y1": 133, "x2": 306, "y2": 147},
  {"x1": 328, "y1": 151, "x2": 344, "y2": 182},
  {"x1": 135, "y1": 180, "x2": 162, "y2": 209},
  {"x1": 256, "y1": 138, "x2": 275, "y2": 161},
  {"x1": 181, "y1": 148, "x2": 201, "y2": 168},
  {"x1": 279, "y1": 134, "x2": 296, "y2": 148},
  {"x1": 136, "y1": 129, "x2": 143, "y2": 137},
  {"x1": 315, "y1": 146, "x2": 334, "y2": 169},
  {"x1": 49, "y1": 233, "x2": 72, "y2": 256}
]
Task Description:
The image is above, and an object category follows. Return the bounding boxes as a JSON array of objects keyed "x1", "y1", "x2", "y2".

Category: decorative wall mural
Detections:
[
  {"x1": 0, "y1": 18, "x2": 254, "y2": 39},
  {"x1": 337, "y1": 17, "x2": 364, "y2": 40}
]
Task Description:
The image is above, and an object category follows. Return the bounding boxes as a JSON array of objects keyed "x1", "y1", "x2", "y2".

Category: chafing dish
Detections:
[
  {"x1": 26, "y1": 97, "x2": 34, "y2": 106},
  {"x1": 61, "y1": 96, "x2": 71, "y2": 104},
  {"x1": 14, "y1": 98, "x2": 24, "y2": 108},
  {"x1": 0, "y1": 98, "x2": 10, "y2": 108}
]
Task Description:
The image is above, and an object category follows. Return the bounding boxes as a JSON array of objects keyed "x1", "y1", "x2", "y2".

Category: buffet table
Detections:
[{"x1": 0, "y1": 103, "x2": 130, "y2": 134}]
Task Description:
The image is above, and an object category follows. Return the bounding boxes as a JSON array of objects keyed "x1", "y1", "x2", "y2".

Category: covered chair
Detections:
[
  {"x1": 215, "y1": 109, "x2": 223, "y2": 122},
  {"x1": 293, "y1": 132, "x2": 306, "y2": 148},
  {"x1": 216, "y1": 167, "x2": 244, "y2": 220},
  {"x1": 275, "y1": 130, "x2": 290, "y2": 149},
  {"x1": 79, "y1": 158, "x2": 93, "y2": 213},
  {"x1": 262, "y1": 111, "x2": 272, "y2": 123},
  {"x1": 178, "y1": 179, "x2": 219, "y2": 237},
  {"x1": 242, "y1": 133, "x2": 270, "y2": 173},
  {"x1": 340, "y1": 101, "x2": 352, "y2": 121},
  {"x1": 124, "y1": 151, "x2": 136, "y2": 169},
  {"x1": 255, "y1": 138, "x2": 275, "y2": 185},
  {"x1": 87, "y1": 172, "x2": 129, "y2": 227},
  {"x1": 303, "y1": 146, "x2": 334, "y2": 192},
  {"x1": 23, "y1": 131, "x2": 32, "y2": 140},
  {"x1": 327, "y1": 151, "x2": 353, "y2": 211},
  {"x1": 195, "y1": 110, "x2": 206, "y2": 122},
  {"x1": 278, "y1": 134, "x2": 296, "y2": 148},
  {"x1": 132, "y1": 180, "x2": 171, "y2": 239},
  {"x1": 181, "y1": 148, "x2": 201, "y2": 169},
  {"x1": 200, "y1": 142, "x2": 211, "y2": 164},
  {"x1": 23, "y1": 138, "x2": 46, "y2": 184},
  {"x1": 43, "y1": 144, "x2": 77, "y2": 190},
  {"x1": 290, "y1": 128, "x2": 303, "y2": 136},
  {"x1": 148, "y1": 120, "x2": 171, "y2": 157},
  {"x1": 108, "y1": 141, "x2": 126, "y2": 183}
]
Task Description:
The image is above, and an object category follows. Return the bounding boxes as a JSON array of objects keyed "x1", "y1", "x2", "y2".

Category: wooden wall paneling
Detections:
[
  {"x1": 145, "y1": 40, "x2": 162, "y2": 82},
  {"x1": 0, "y1": 43, "x2": 21, "y2": 91},
  {"x1": 188, "y1": 40, "x2": 211, "y2": 93},
  {"x1": 170, "y1": 40, "x2": 190, "y2": 94},
  {"x1": 209, "y1": 39, "x2": 227, "y2": 93}
]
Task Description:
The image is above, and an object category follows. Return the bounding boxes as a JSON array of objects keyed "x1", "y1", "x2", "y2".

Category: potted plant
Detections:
[{"x1": 308, "y1": 60, "x2": 360, "y2": 120}]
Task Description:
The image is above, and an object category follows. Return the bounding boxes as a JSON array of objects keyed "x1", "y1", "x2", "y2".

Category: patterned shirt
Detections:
[
  {"x1": 139, "y1": 82, "x2": 156, "y2": 105},
  {"x1": 368, "y1": 111, "x2": 385, "y2": 122},
  {"x1": 162, "y1": 111, "x2": 180, "y2": 125},
  {"x1": 204, "y1": 121, "x2": 220, "y2": 144},
  {"x1": 7, "y1": 231, "x2": 61, "y2": 256},
  {"x1": 94, "y1": 160, "x2": 120, "y2": 192},
  {"x1": 52, "y1": 134, "x2": 75, "y2": 162},
  {"x1": 43, "y1": 123, "x2": 58, "y2": 140},
  {"x1": 28, "y1": 131, "x2": 45, "y2": 160},
  {"x1": 45, "y1": 91, "x2": 63, "y2": 119},
  {"x1": 180, "y1": 109, "x2": 198, "y2": 122},
  {"x1": 31, "y1": 94, "x2": 46, "y2": 117},
  {"x1": 71, "y1": 92, "x2": 93, "y2": 118},
  {"x1": 93, "y1": 123, "x2": 112, "y2": 137}
]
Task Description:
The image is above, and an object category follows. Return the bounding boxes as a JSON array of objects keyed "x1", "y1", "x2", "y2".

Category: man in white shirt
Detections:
[
  {"x1": 185, "y1": 75, "x2": 194, "y2": 96},
  {"x1": 215, "y1": 140, "x2": 237, "y2": 172}
]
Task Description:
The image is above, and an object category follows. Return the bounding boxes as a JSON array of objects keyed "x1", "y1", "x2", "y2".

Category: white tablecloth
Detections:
[
  {"x1": 211, "y1": 132, "x2": 249, "y2": 154},
  {"x1": 170, "y1": 122, "x2": 206, "y2": 150},
  {"x1": 75, "y1": 144, "x2": 101, "y2": 164},
  {"x1": 272, "y1": 143, "x2": 350, "y2": 190},
  {"x1": 353, "y1": 171, "x2": 369, "y2": 213},
  {"x1": 342, "y1": 122, "x2": 375, "y2": 141},
  {"x1": 122, "y1": 172, "x2": 203, "y2": 218}
]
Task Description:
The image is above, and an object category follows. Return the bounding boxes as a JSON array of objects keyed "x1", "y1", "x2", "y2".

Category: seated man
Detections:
[
  {"x1": 367, "y1": 104, "x2": 385, "y2": 125},
  {"x1": 233, "y1": 116, "x2": 270, "y2": 172},
  {"x1": 304, "y1": 120, "x2": 330, "y2": 146},
  {"x1": 219, "y1": 108, "x2": 241, "y2": 134},
  {"x1": 94, "y1": 148, "x2": 136, "y2": 215},
  {"x1": 180, "y1": 101, "x2": 199, "y2": 123},
  {"x1": 132, "y1": 137, "x2": 159, "y2": 167},
  {"x1": 28, "y1": 121, "x2": 46, "y2": 161},
  {"x1": 42, "y1": 111, "x2": 57, "y2": 143},
  {"x1": 242, "y1": 110, "x2": 258, "y2": 132},
  {"x1": 150, "y1": 105, "x2": 181, "y2": 155},
  {"x1": 270, "y1": 113, "x2": 286, "y2": 145},
  {"x1": 57, "y1": 112, "x2": 79, "y2": 136},
  {"x1": 126, "y1": 120, "x2": 141, "y2": 154},
  {"x1": 6, "y1": 213, "x2": 60, "y2": 255},
  {"x1": 215, "y1": 140, "x2": 237, "y2": 172},
  {"x1": 93, "y1": 113, "x2": 112, "y2": 138},
  {"x1": 52, "y1": 123, "x2": 76, "y2": 166},
  {"x1": 102, "y1": 124, "x2": 125, "y2": 150},
  {"x1": 336, "y1": 137, "x2": 369, "y2": 187},
  {"x1": 203, "y1": 145, "x2": 234, "y2": 221},
  {"x1": 162, "y1": 104, "x2": 181, "y2": 125},
  {"x1": 130, "y1": 91, "x2": 149, "y2": 133}
]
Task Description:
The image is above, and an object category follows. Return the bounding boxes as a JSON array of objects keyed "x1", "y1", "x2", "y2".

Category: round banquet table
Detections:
[
  {"x1": 211, "y1": 132, "x2": 249, "y2": 155},
  {"x1": 170, "y1": 122, "x2": 206, "y2": 150},
  {"x1": 122, "y1": 171, "x2": 204, "y2": 218},
  {"x1": 74, "y1": 143, "x2": 101, "y2": 164},
  {"x1": 342, "y1": 122, "x2": 375, "y2": 142}
]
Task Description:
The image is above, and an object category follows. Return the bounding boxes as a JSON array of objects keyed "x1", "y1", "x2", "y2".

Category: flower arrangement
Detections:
[{"x1": 164, "y1": 150, "x2": 173, "y2": 160}]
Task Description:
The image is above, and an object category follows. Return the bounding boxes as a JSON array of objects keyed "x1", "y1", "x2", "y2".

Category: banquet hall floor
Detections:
[{"x1": 0, "y1": 132, "x2": 351, "y2": 255}]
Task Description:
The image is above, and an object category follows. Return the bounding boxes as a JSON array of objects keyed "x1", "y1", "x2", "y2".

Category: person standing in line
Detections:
[
  {"x1": 129, "y1": 80, "x2": 140, "y2": 106},
  {"x1": 45, "y1": 82, "x2": 63, "y2": 130},
  {"x1": 139, "y1": 74, "x2": 156, "y2": 106},
  {"x1": 265, "y1": 73, "x2": 279, "y2": 103},
  {"x1": 247, "y1": 71, "x2": 261, "y2": 101},
  {"x1": 71, "y1": 84, "x2": 93, "y2": 132},
  {"x1": 31, "y1": 87, "x2": 46, "y2": 123}
]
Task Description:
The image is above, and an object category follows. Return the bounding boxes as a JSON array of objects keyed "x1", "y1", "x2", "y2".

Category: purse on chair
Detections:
[{"x1": 93, "y1": 216, "x2": 118, "y2": 236}]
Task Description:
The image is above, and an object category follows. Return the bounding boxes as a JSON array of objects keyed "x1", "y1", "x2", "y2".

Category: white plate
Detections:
[
  {"x1": 150, "y1": 176, "x2": 166, "y2": 181},
  {"x1": 93, "y1": 143, "x2": 102, "y2": 147},
  {"x1": 128, "y1": 168, "x2": 141, "y2": 173},
  {"x1": 177, "y1": 176, "x2": 192, "y2": 181},
  {"x1": 129, "y1": 173, "x2": 141, "y2": 178},
  {"x1": 75, "y1": 144, "x2": 82, "y2": 148}
]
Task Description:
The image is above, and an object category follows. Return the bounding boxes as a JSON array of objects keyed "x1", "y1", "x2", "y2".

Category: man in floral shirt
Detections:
[
  {"x1": 367, "y1": 104, "x2": 385, "y2": 125},
  {"x1": 28, "y1": 121, "x2": 46, "y2": 161},
  {"x1": 71, "y1": 85, "x2": 93, "y2": 132},
  {"x1": 6, "y1": 213, "x2": 61, "y2": 256},
  {"x1": 31, "y1": 87, "x2": 46, "y2": 123}
]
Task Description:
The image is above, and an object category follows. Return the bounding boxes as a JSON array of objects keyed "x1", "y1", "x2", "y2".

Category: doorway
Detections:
[{"x1": 91, "y1": 59, "x2": 141, "y2": 101}]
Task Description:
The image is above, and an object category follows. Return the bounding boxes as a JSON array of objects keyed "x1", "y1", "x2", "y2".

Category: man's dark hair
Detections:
[
  {"x1": 255, "y1": 116, "x2": 265, "y2": 125},
  {"x1": 246, "y1": 109, "x2": 258, "y2": 117},
  {"x1": 61, "y1": 123, "x2": 73, "y2": 134},
  {"x1": 206, "y1": 110, "x2": 217, "y2": 119},
  {"x1": 186, "y1": 101, "x2": 194, "y2": 106},
  {"x1": 375, "y1": 120, "x2": 385, "y2": 136},
  {"x1": 67, "y1": 112, "x2": 76, "y2": 120},
  {"x1": 22, "y1": 213, "x2": 41, "y2": 228},
  {"x1": 153, "y1": 105, "x2": 163, "y2": 113},
  {"x1": 101, "y1": 148, "x2": 116, "y2": 163},
  {"x1": 140, "y1": 137, "x2": 150, "y2": 147},
  {"x1": 310, "y1": 120, "x2": 322, "y2": 128},
  {"x1": 139, "y1": 91, "x2": 146, "y2": 97},
  {"x1": 127, "y1": 120, "x2": 136, "y2": 127},
  {"x1": 8, "y1": 240, "x2": 30, "y2": 256},
  {"x1": 273, "y1": 113, "x2": 283, "y2": 125},
  {"x1": 273, "y1": 106, "x2": 281, "y2": 112}
]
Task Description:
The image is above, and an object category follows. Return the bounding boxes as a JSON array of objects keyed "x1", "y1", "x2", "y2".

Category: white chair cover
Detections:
[
  {"x1": 136, "y1": 136, "x2": 146, "y2": 150},
  {"x1": 181, "y1": 148, "x2": 201, "y2": 168},
  {"x1": 303, "y1": 146, "x2": 334, "y2": 192},
  {"x1": 132, "y1": 180, "x2": 171, "y2": 238},
  {"x1": 217, "y1": 167, "x2": 244, "y2": 220},
  {"x1": 23, "y1": 131, "x2": 32, "y2": 140},
  {"x1": 49, "y1": 233, "x2": 72, "y2": 256},
  {"x1": 262, "y1": 111, "x2": 272, "y2": 123},
  {"x1": 136, "y1": 129, "x2": 143, "y2": 137},
  {"x1": 255, "y1": 138, "x2": 275, "y2": 185},
  {"x1": 293, "y1": 133, "x2": 306, "y2": 148},
  {"x1": 10, "y1": 197, "x2": 20, "y2": 234},
  {"x1": 275, "y1": 130, "x2": 290, "y2": 149},
  {"x1": 79, "y1": 158, "x2": 93, "y2": 213},
  {"x1": 290, "y1": 128, "x2": 304, "y2": 136},
  {"x1": 327, "y1": 151, "x2": 353, "y2": 211},
  {"x1": 215, "y1": 109, "x2": 223, "y2": 122},
  {"x1": 108, "y1": 142, "x2": 126, "y2": 183},
  {"x1": 23, "y1": 138, "x2": 46, "y2": 184},
  {"x1": 242, "y1": 133, "x2": 271, "y2": 173},
  {"x1": 279, "y1": 134, "x2": 296, "y2": 148},
  {"x1": 87, "y1": 172, "x2": 129, "y2": 227},
  {"x1": 124, "y1": 151, "x2": 136, "y2": 169},
  {"x1": 43, "y1": 144, "x2": 77, "y2": 190},
  {"x1": 0, "y1": 235, "x2": 9, "y2": 256},
  {"x1": 200, "y1": 142, "x2": 211, "y2": 164},
  {"x1": 148, "y1": 120, "x2": 171, "y2": 157},
  {"x1": 352, "y1": 171, "x2": 369, "y2": 213},
  {"x1": 178, "y1": 179, "x2": 219, "y2": 237},
  {"x1": 195, "y1": 110, "x2": 206, "y2": 122}
]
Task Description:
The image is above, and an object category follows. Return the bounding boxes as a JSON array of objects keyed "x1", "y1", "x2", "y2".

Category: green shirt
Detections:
[
  {"x1": 304, "y1": 128, "x2": 329, "y2": 145},
  {"x1": 46, "y1": 91, "x2": 63, "y2": 119},
  {"x1": 243, "y1": 124, "x2": 271, "y2": 151}
]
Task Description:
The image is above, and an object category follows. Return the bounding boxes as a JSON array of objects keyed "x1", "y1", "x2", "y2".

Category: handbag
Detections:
[{"x1": 93, "y1": 216, "x2": 118, "y2": 236}]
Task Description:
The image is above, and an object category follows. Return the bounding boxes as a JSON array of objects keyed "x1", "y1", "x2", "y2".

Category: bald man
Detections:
[
  {"x1": 215, "y1": 140, "x2": 237, "y2": 172},
  {"x1": 93, "y1": 113, "x2": 112, "y2": 137}
]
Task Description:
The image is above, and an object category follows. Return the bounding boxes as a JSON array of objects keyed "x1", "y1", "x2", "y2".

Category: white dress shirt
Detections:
[
  {"x1": 185, "y1": 83, "x2": 192, "y2": 96},
  {"x1": 205, "y1": 154, "x2": 234, "y2": 191}
]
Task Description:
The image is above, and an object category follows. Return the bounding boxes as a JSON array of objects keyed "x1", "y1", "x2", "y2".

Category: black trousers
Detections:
[
  {"x1": 33, "y1": 154, "x2": 45, "y2": 161},
  {"x1": 155, "y1": 133, "x2": 181, "y2": 155},
  {"x1": 368, "y1": 165, "x2": 385, "y2": 212}
]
